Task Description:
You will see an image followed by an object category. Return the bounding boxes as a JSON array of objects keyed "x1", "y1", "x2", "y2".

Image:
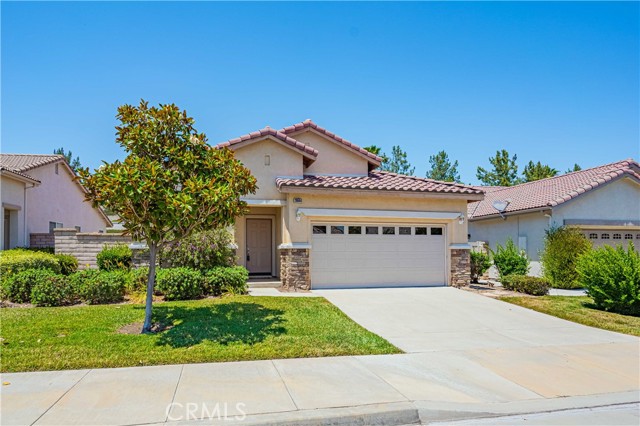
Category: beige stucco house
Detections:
[
  {"x1": 217, "y1": 120, "x2": 483, "y2": 290},
  {"x1": 0, "y1": 154, "x2": 111, "y2": 250},
  {"x1": 468, "y1": 159, "x2": 640, "y2": 276}
]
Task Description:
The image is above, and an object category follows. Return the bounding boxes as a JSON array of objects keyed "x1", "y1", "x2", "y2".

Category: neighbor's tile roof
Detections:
[
  {"x1": 280, "y1": 119, "x2": 383, "y2": 164},
  {"x1": 0, "y1": 166, "x2": 41, "y2": 183},
  {"x1": 216, "y1": 126, "x2": 318, "y2": 158},
  {"x1": 277, "y1": 170, "x2": 483, "y2": 195},
  {"x1": 468, "y1": 159, "x2": 640, "y2": 219},
  {"x1": 0, "y1": 154, "x2": 65, "y2": 172}
]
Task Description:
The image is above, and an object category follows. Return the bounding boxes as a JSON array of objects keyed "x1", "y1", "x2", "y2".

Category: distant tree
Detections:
[
  {"x1": 53, "y1": 147, "x2": 81, "y2": 172},
  {"x1": 380, "y1": 145, "x2": 415, "y2": 175},
  {"x1": 363, "y1": 145, "x2": 382, "y2": 155},
  {"x1": 78, "y1": 100, "x2": 256, "y2": 333},
  {"x1": 565, "y1": 163, "x2": 582, "y2": 173},
  {"x1": 476, "y1": 150, "x2": 521, "y2": 186},
  {"x1": 425, "y1": 150, "x2": 460, "y2": 182},
  {"x1": 522, "y1": 161, "x2": 558, "y2": 182}
]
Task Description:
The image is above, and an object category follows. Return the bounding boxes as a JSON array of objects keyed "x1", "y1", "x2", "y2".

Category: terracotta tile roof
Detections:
[
  {"x1": 216, "y1": 126, "x2": 318, "y2": 159},
  {"x1": 0, "y1": 167, "x2": 40, "y2": 183},
  {"x1": 1, "y1": 154, "x2": 65, "y2": 172},
  {"x1": 468, "y1": 159, "x2": 640, "y2": 219},
  {"x1": 277, "y1": 170, "x2": 483, "y2": 195},
  {"x1": 280, "y1": 119, "x2": 383, "y2": 165}
]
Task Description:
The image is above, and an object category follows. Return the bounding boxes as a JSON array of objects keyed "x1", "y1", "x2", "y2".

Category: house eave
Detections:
[{"x1": 278, "y1": 185, "x2": 484, "y2": 201}]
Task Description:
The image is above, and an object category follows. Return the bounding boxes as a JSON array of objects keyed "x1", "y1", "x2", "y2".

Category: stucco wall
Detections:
[
  {"x1": 292, "y1": 131, "x2": 370, "y2": 176},
  {"x1": 26, "y1": 162, "x2": 108, "y2": 233},
  {"x1": 233, "y1": 139, "x2": 303, "y2": 200},
  {"x1": 1, "y1": 176, "x2": 27, "y2": 248}
]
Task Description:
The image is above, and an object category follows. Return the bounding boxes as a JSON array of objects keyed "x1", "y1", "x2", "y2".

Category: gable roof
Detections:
[
  {"x1": 216, "y1": 126, "x2": 318, "y2": 164},
  {"x1": 280, "y1": 119, "x2": 383, "y2": 166},
  {"x1": 468, "y1": 159, "x2": 640, "y2": 220},
  {"x1": 277, "y1": 170, "x2": 483, "y2": 197}
]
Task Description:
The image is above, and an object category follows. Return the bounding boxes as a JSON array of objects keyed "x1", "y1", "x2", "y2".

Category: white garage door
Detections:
[{"x1": 311, "y1": 223, "x2": 446, "y2": 289}]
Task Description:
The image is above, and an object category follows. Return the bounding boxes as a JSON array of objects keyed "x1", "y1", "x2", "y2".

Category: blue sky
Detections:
[{"x1": 2, "y1": 1, "x2": 638, "y2": 184}]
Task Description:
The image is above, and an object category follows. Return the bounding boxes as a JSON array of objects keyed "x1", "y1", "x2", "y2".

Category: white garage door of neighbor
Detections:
[{"x1": 311, "y1": 223, "x2": 446, "y2": 289}]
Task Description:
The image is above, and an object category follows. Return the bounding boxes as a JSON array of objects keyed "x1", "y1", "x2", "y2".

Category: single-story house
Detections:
[
  {"x1": 217, "y1": 119, "x2": 484, "y2": 290},
  {"x1": 0, "y1": 154, "x2": 112, "y2": 250},
  {"x1": 468, "y1": 159, "x2": 640, "y2": 275}
]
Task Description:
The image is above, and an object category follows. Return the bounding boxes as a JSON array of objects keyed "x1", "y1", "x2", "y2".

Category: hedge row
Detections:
[
  {"x1": 0, "y1": 249, "x2": 78, "y2": 276},
  {"x1": 502, "y1": 275, "x2": 550, "y2": 296}
]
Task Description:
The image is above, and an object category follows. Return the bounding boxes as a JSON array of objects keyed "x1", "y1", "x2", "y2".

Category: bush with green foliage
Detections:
[
  {"x1": 156, "y1": 267, "x2": 204, "y2": 300},
  {"x1": 0, "y1": 249, "x2": 61, "y2": 277},
  {"x1": 576, "y1": 243, "x2": 640, "y2": 316},
  {"x1": 160, "y1": 229, "x2": 235, "y2": 270},
  {"x1": 205, "y1": 266, "x2": 249, "y2": 295},
  {"x1": 501, "y1": 275, "x2": 549, "y2": 296},
  {"x1": 55, "y1": 254, "x2": 79, "y2": 275},
  {"x1": 97, "y1": 244, "x2": 132, "y2": 271},
  {"x1": 72, "y1": 269, "x2": 127, "y2": 304},
  {"x1": 540, "y1": 226, "x2": 591, "y2": 289},
  {"x1": 30, "y1": 274, "x2": 75, "y2": 307},
  {"x1": 127, "y1": 267, "x2": 151, "y2": 293},
  {"x1": 470, "y1": 251, "x2": 492, "y2": 283},
  {"x1": 2, "y1": 269, "x2": 56, "y2": 303},
  {"x1": 492, "y1": 238, "x2": 529, "y2": 279}
]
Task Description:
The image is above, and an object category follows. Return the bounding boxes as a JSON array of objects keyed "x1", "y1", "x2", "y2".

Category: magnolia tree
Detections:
[{"x1": 78, "y1": 101, "x2": 256, "y2": 332}]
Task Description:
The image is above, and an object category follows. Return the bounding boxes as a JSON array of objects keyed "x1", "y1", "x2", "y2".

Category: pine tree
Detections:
[
  {"x1": 522, "y1": 161, "x2": 558, "y2": 182},
  {"x1": 53, "y1": 147, "x2": 82, "y2": 172},
  {"x1": 565, "y1": 163, "x2": 582, "y2": 173},
  {"x1": 380, "y1": 145, "x2": 415, "y2": 175},
  {"x1": 476, "y1": 150, "x2": 521, "y2": 186},
  {"x1": 425, "y1": 151, "x2": 461, "y2": 182}
]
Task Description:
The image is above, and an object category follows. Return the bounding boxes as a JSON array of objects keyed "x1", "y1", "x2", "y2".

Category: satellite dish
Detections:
[{"x1": 492, "y1": 200, "x2": 509, "y2": 212}]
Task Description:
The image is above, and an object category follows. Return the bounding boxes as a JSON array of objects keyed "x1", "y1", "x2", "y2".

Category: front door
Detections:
[{"x1": 246, "y1": 219, "x2": 272, "y2": 275}]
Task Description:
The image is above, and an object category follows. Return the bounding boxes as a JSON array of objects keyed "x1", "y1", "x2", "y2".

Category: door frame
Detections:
[{"x1": 245, "y1": 215, "x2": 276, "y2": 276}]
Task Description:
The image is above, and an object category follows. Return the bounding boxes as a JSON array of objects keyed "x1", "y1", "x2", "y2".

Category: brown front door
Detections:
[{"x1": 246, "y1": 219, "x2": 272, "y2": 275}]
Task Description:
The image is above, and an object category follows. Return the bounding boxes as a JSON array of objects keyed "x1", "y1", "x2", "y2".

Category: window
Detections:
[
  {"x1": 589, "y1": 233, "x2": 598, "y2": 239},
  {"x1": 49, "y1": 221, "x2": 63, "y2": 233},
  {"x1": 601, "y1": 233, "x2": 610, "y2": 240},
  {"x1": 312, "y1": 225, "x2": 327, "y2": 234},
  {"x1": 415, "y1": 227, "x2": 428, "y2": 235},
  {"x1": 331, "y1": 225, "x2": 345, "y2": 235},
  {"x1": 348, "y1": 226, "x2": 362, "y2": 235},
  {"x1": 613, "y1": 233, "x2": 621, "y2": 240},
  {"x1": 625, "y1": 234, "x2": 633, "y2": 240},
  {"x1": 55, "y1": 164, "x2": 59, "y2": 175},
  {"x1": 431, "y1": 227, "x2": 443, "y2": 236},
  {"x1": 382, "y1": 226, "x2": 395, "y2": 235},
  {"x1": 366, "y1": 226, "x2": 379, "y2": 235},
  {"x1": 399, "y1": 227, "x2": 411, "y2": 235},
  {"x1": 75, "y1": 226, "x2": 81, "y2": 232}
]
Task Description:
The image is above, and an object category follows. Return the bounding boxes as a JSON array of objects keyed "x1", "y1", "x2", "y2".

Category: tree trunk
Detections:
[{"x1": 142, "y1": 242, "x2": 157, "y2": 333}]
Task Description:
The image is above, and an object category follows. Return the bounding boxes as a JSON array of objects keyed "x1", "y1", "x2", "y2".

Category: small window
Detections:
[
  {"x1": 589, "y1": 233, "x2": 598, "y2": 239},
  {"x1": 415, "y1": 227, "x2": 428, "y2": 235},
  {"x1": 348, "y1": 226, "x2": 362, "y2": 235},
  {"x1": 331, "y1": 226, "x2": 345, "y2": 235},
  {"x1": 613, "y1": 233, "x2": 621, "y2": 240},
  {"x1": 399, "y1": 227, "x2": 411, "y2": 235},
  {"x1": 55, "y1": 164, "x2": 59, "y2": 174},
  {"x1": 624, "y1": 234, "x2": 633, "y2": 240},
  {"x1": 313, "y1": 225, "x2": 327, "y2": 234},
  {"x1": 74, "y1": 226, "x2": 81, "y2": 232},
  {"x1": 601, "y1": 233, "x2": 610, "y2": 240},
  {"x1": 366, "y1": 226, "x2": 379, "y2": 235},
  {"x1": 49, "y1": 221, "x2": 63, "y2": 233},
  {"x1": 431, "y1": 227, "x2": 443, "y2": 236},
  {"x1": 382, "y1": 227, "x2": 395, "y2": 235}
]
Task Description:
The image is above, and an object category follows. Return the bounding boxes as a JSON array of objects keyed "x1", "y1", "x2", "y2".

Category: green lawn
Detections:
[
  {"x1": 500, "y1": 295, "x2": 640, "y2": 337},
  {"x1": 0, "y1": 296, "x2": 400, "y2": 372}
]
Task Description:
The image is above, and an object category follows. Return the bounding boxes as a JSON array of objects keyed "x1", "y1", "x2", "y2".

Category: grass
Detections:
[
  {"x1": 0, "y1": 296, "x2": 401, "y2": 372},
  {"x1": 500, "y1": 295, "x2": 640, "y2": 337}
]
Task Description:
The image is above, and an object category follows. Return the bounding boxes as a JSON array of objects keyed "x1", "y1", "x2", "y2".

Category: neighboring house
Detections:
[
  {"x1": 0, "y1": 154, "x2": 111, "y2": 249},
  {"x1": 468, "y1": 159, "x2": 640, "y2": 275},
  {"x1": 217, "y1": 119, "x2": 483, "y2": 290}
]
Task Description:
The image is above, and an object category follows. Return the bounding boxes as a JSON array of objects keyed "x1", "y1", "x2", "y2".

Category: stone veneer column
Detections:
[
  {"x1": 279, "y1": 248, "x2": 310, "y2": 291},
  {"x1": 450, "y1": 248, "x2": 471, "y2": 287}
]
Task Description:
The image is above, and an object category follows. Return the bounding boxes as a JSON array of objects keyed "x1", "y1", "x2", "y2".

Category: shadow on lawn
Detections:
[{"x1": 150, "y1": 302, "x2": 286, "y2": 348}]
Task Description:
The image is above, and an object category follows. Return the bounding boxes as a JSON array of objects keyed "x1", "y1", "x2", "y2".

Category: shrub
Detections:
[
  {"x1": 127, "y1": 267, "x2": 151, "y2": 294},
  {"x1": 97, "y1": 244, "x2": 132, "y2": 271},
  {"x1": 492, "y1": 238, "x2": 529, "y2": 279},
  {"x1": 576, "y1": 243, "x2": 640, "y2": 316},
  {"x1": 55, "y1": 254, "x2": 79, "y2": 275},
  {"x1": 2, "y1": 269, "x2": 58, "y2": 303},
  {"x1": 540, "y1": 226, "x2": 591, "y2": 289},
  {"x1": 30, "y1": 274, "x2": 75, "y2": 307},
  {"x1": 205, "y1": 266, "x2": 249, "y2": 295},
  {"x1": 160, "y1": 229, "x2": 235, "y2": 271},
  {"x1": 470, "y1": 251, "x2": 492, "y2": 283},
  {"x1": 502, "y1": 275, "x2": 549, "y2": 296},
  {"x1": 156, "y1": 267, "x2": 204, "y2": 301},
  {"x1": 72, "y1": 270, "x2": 127, "y2": 304},
  {"x1": 0, "y1": 249, "x2": 61, "y2": 277}
]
